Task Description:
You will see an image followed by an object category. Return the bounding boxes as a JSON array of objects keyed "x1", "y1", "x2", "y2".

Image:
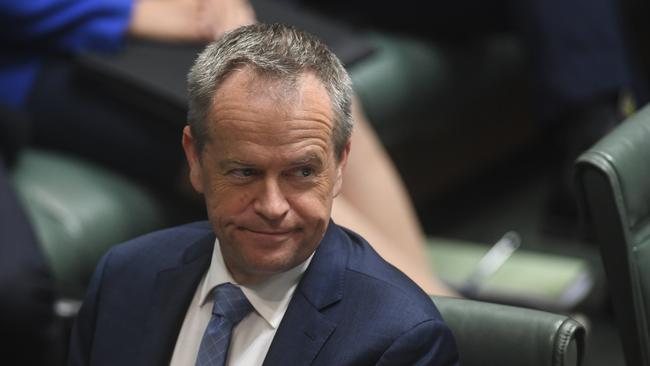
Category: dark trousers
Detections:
[
  {"x1": 0, "y1": 158, "x2": 58, "y2": 364},
  {"x1": 26, "y1": 58, "x2": 186, "y2": 193}
]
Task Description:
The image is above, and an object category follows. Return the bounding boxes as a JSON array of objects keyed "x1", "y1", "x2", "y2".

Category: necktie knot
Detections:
[{"x1": 211, "y1": 283, "x2": 253, "y2": 326}]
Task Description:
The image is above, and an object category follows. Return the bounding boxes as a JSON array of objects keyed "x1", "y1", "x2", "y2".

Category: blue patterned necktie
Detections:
[{"x1": 195, "y1": 283, "x2": 253, "y2": 366}]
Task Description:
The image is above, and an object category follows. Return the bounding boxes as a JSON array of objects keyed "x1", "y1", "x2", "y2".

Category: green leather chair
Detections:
[
  {"x1": 433, "y1": 296, "x2": 585, "y2": 366},
  {"x1": 12, "y1": 149, "x2": 169, "y2": 298},
  {"x1": 574, "y1": 104, "x2": 650, "y2": 366}
]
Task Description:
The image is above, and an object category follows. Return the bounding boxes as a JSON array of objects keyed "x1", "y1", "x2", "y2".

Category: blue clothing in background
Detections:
[
  {"x1": 0, "y1": 0, "x2": 186, "y2": 193},
  {"x1": 0, "y1": 0, "x2": 133, "y2": 107}
]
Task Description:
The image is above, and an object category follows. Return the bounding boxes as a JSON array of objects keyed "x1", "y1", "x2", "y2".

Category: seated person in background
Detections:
[
  {"x1": 68, "y1": 23, "x2": 459, "y2": 365},
  {"x1": 0, "y1": 106, "x2": 58, "y2": 364},
  {"x1": 1, "y1": 0, "x2": 255, "y2": 191}
]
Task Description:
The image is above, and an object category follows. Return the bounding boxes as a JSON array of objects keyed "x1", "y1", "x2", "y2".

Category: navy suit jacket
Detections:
[{"x1": 68, "y1": 221, "x2": 459, "y2": 365}]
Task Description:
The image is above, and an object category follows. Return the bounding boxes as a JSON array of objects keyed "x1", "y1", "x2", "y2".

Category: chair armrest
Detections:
[{"x1": 432, "y1": 296, "x2": 585, "y2": 366}]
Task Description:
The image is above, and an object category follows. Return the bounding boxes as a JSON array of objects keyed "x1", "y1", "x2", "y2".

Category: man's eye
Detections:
[
  {"x1": 294, "y1": 167, "x2": 313, "y2": 177},
  {"x1": 231, "y1": 168, "x2": 255, "y2": 178}
]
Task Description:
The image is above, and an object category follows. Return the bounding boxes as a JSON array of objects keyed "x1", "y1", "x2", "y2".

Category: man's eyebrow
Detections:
[
  {"x1": 290, "y1": 152, "x2": 323, "y2": 166},
  {"x1": 218, "y1": 159, "x2": 253, "y2": 170},
  {"x1": 217, "y1": 153, "x2": 324, "y2": 170}
]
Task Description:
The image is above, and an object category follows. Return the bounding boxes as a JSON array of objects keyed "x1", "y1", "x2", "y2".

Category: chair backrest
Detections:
[
  {"x1": 12, "y1": 150, "x2": 169, "y2": 298},
  {"x1": 574, "y1": 104, "x2": 650, "y2": 366},
  {"x1": 432, "y1": 296, "x2": 585, "y2": 366}
]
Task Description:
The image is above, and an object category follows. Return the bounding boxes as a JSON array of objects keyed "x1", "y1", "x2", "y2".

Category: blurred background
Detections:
[{"x1": 2, "y1": 0, "x2": 649, "y2": 364}]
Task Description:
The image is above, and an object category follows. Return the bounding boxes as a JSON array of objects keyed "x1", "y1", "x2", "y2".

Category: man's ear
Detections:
[
  {"x1": 182, "y1": 126, "x2": 205, "y2": 194},
  {"x1": 333, "y1": 140, "x2": 351, "y2": 198}
]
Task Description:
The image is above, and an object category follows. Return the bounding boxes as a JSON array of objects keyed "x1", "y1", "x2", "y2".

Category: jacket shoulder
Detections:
[
  {"x1": 339, "y1": 225, "x2": 443, "y2": 322},
  {"x1": 105, "y1": 221, "x2": 214, "y2": 271},
  {"x1": 311, "y1": 225, "x2": 458, "y2": 365}
]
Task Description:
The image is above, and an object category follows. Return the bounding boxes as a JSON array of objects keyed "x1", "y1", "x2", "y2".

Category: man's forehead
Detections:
[
  {"x1": 214, "y1": 68, "x2": 328, "y2": 103},
  {"x1": 207, "y1": 70, "x2": 333, "y2": 131}
]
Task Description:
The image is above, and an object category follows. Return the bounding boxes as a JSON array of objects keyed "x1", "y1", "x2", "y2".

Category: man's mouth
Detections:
[
  {"x1": 246, "y1": 229, "x2": 291, "y2": 235},
  {"x1": 238, "y1": 227, "x2": 297, "y2": 236}
]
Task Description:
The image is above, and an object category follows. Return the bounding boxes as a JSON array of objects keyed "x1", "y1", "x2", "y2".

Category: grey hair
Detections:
[{"x1": 187, "y1": 23, "x2": 353, "y2": 160}]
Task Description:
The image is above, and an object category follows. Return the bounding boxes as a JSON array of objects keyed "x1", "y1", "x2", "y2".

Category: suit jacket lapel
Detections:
[
  {"x1": 263, "y1": 222, "x2": 348, "y2": 365},
  {"x1": 138, "y1": 232, "x2": 215, "y2": 366}
]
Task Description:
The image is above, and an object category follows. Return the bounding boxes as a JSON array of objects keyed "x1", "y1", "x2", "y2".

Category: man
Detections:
[{"x1": 68, "y1": 23, "x2": 458, "y2": 365}]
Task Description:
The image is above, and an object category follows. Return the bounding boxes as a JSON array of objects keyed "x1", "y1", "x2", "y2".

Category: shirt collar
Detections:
[{"x1": 199, "y1": 238, "x2": 313, "y2": 329}]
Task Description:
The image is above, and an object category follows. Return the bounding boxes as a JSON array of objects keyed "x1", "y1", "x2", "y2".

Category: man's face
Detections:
[{"x1": 183, "y1": 69, "x2": 350, "y2": 285}]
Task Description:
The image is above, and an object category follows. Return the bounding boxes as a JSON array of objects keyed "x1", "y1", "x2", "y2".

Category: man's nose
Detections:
[{"x1": 253, "y1": 178, "x2": 290, "y2": 221}]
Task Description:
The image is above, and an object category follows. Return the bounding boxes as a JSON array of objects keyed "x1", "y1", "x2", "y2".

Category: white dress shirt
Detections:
[{"x1": 169, "y1": 238, "x2": 313, "y2": 366}]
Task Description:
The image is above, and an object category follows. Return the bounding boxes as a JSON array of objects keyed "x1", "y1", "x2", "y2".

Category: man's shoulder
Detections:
[
  {"x1": 308, "y1": 224, "x2": 457, "y2": 364},
  {"x1": 336, "y1": 225, "x2": 442, "y2": 321},
  {"x1": 106, "y1": 221, "x2": 214, "y2": 269}
]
